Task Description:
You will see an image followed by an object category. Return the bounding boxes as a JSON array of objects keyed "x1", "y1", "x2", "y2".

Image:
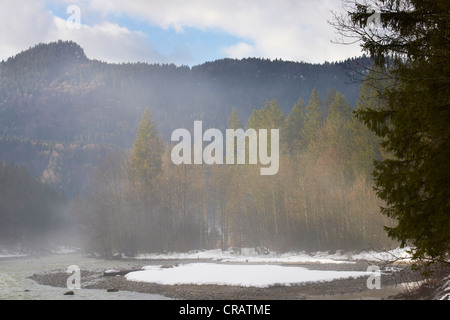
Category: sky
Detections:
[{"x1": 0, "y1": 0, "x2": 363, "y2": 66}]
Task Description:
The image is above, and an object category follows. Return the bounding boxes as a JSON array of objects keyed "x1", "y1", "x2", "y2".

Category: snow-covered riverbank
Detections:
[
  {"x1": 3, "y1": 247, "x2": 448, "y2": 300},
  {"x1": 134, "y1": 247, "x2": 413, "y2": 264},
  {"x1": 125, "y1": 263, "x2": 372, "y2": 287}
]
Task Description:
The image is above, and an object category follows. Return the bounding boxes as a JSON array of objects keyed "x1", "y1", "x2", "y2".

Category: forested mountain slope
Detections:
[{"x1": 0, "y1": 40, "x2": 370, "y2": 197}]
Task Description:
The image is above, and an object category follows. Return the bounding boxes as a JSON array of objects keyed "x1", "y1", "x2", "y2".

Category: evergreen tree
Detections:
[
  {"x1": 328, "y1": 92, "x2": 352, "y2": 122},
  {"x1": 324, "y1": 88, "x2": 337, "y2": 111},
  {"x1": 248, "y1": 109, "x2": 262, "y2": 130},
  {"x1": 323, "y1": 91, "x2": 380, "y2": 180},
  {"x1": 302, "y1": 88, "x2": 324, "y2": 147},
  {"x1": 226, "y1": 107, "x2": 244, "y2": 165},
  {"x1": 227, "y1": 106, "x2": 243, "y2": 129},
  {"x1": 132, "y1": 107, "x2": 163, "y2": 186},
  {"x1": 284, "y1": 97, "x2": 306, "y2": 153},
  {"x1": 248, "y1": 99, "x2": 285, "y2": 130},
  {"x1": 334, "y1": 0, "x2": 450, "y2": 263},
  {"x1": 264, "y1": 99, "x2": 286, "y2": 129}
]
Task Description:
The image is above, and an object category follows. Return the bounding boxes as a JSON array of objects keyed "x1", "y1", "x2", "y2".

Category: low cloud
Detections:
[
  {"x1": 51, "y1": 17, "x2": 165, "y2": 63},
  {"x1": 222, "y1": 42, "x2": 255, "y2": 59},
  {"x1": 0, "y1": 0, "x2": 362, "y2": 64},
  {"x1": 0, "y1": 0, "x2": 166, "y2": 64},
  {"x1": 0, "y1": 0, "x2": 54, "y2": 60},
  {"x1": 84, "y1": 0, "x2": 362, "y2": 63}
]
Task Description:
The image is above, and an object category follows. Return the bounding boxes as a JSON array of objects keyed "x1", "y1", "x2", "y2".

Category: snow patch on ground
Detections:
[
  {"x1": 433, "y1": 276, "x2": 450, "y2": 300},
  {"x1": 128, "y1": 248, "x2": 413, "y2": 288},
  {"x1": 134, "y1": 247, "x2": 413, "y2": 264},
  {"x1": 125, "y1": 263, "x2": 371, "y2": 288},
  {"x1": 49, "y1": 246, "x2": 81, "y2": 254},
  {"x1": 0, "y1": 253, "x2": 27, "y2": 258},
  {"x1": 349, "y1": 247, "x2": 413, "y2": 262},
  {"x1": 0, "y1": 247, "x2": 27, "y2": 258},
  {"x1": 0, "y1": 245, "x2": 82, "y2": 258}
]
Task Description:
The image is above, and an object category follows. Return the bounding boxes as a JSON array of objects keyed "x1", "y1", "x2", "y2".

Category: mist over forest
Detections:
[
  {"x1": 1, "y1": 0, "x2": 448, "y2": 303},
  {"x1": 0, "y1": 41, "x2": 391, "y2": 256}
]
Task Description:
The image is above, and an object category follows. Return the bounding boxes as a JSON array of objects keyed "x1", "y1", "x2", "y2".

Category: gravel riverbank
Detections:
[{"x1": 28, "y1": 259, "x2": 423, "y2": 300}]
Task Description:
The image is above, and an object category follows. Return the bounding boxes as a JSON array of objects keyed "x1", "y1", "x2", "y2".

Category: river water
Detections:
[{"x1": 0, "y1": 253, "x2": 170, "y2": 300}]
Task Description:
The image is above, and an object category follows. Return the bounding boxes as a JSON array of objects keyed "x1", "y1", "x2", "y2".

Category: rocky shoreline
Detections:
[{"x1": 28, "y1": 260, "x2": 424, "y2": 300}]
